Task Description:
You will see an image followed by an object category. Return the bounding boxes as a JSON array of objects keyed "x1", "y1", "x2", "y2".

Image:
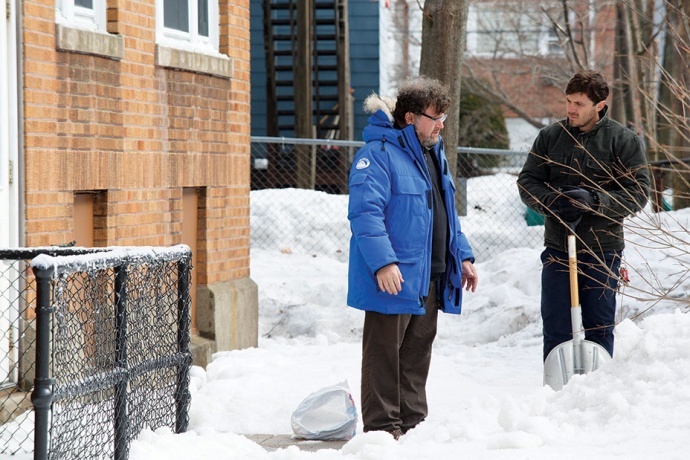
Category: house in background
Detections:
[
  {"x1": 0, "y1": 0, "x2": 256, "y2": 372},
  {"x1": 249, "y1": 0, "x2": 618, "y2": 152},
  {"x1": 463, "y1": 0, "x2": 618, "y2": 149},
  {"x1": 251, "y1": 0, "x2": 381, "y2": 141},
  {"x1": 250, "y1": 0, "x2": 381, "y2": 193}
]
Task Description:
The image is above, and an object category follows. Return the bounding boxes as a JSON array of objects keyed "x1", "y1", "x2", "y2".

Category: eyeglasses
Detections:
[{"x1": 419, "y1": 112, "x2": 448, "y2": 123}]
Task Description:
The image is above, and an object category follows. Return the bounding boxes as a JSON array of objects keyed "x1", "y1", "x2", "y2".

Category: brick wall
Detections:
[{"x1": 21, "y1": 0, "x2": 251, "y2": 286}]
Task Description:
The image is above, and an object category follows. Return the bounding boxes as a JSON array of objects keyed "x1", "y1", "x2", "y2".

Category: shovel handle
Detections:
[{"x1": 568, "y1": 234, "x2": 579, "y2": 308}]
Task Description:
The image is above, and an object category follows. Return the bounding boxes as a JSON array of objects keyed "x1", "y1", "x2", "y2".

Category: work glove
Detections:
[
  {"x1": 563, "y1": 187, "x2": 597, "y2": 209},
  {"x1": 549, "y1": 187, "x2": 598, "y2": 222}
]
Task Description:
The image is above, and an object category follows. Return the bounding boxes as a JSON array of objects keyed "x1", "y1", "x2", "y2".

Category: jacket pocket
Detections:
[
  {"x1": 445, "y1": 249, "x2": 463, "y2": 288},
  {"x1": 387, "y1": 175, "x2": 429, "y2": 254},
  {"x1": 393, "y1": 257, "x2": 424, "y2": 302},
  {"x1": 349, "y1": 172, "x2": 368, "y2": 187},
  {"x1": 548, "y1": 152, "x2": 571, "y2": 180},
  {"x1": 585, "y1": 158, "x2": 614, "y2": 185},
  {"x1": 391, "y1": 175, "x2": 427, "y2": 196}
]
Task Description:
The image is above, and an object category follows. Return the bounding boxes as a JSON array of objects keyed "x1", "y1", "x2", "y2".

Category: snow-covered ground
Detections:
[
  {"x1": 4, "y1": 172, "x2": 690, "y2": 460},
  {"x1": 129, "y1": 174, "x2": 690, "y2": 459}
]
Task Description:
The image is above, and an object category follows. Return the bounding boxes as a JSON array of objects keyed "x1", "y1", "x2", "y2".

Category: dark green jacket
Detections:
[{"x1": 517, "y1": 106, "x2": 650, "y2": 252}]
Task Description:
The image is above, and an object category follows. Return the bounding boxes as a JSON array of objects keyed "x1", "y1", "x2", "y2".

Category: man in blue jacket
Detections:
[{"x1": 347, "y1": 77, "x2": 478, "y2": 440}]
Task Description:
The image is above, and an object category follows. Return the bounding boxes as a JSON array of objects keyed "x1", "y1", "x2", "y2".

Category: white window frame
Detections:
[
  {"x1": 466, "y1": 3, "x2": 564, "y2": 58},
  {"x1": 56, "y1": 0, "x2": 107, "y2": 32},
  {"x1": 155, "y1": 0, "x2": 220, "y2": 55}
]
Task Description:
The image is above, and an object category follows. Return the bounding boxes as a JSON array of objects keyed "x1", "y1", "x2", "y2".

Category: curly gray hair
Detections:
[{"x1": 392, "y1": 76, "x2": 451, "y2": 126}]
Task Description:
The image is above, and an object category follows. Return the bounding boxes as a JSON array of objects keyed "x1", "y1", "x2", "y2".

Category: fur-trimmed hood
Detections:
[{"x1": 363, "y1": 93, "x2": 396, "y2": 122}]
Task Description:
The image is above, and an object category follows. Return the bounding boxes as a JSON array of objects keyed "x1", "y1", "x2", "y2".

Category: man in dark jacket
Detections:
[
  {"x1": 348, "y1": 77, "x2": 478, "y2": 439},
  {"x1": 517, "y1": 69, "x2": 650, "y2": 362}
]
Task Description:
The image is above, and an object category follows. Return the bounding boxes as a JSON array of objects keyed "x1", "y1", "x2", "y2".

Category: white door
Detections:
[{"x1": 1, "y1": 0, "x2": 19, "y2": 387}]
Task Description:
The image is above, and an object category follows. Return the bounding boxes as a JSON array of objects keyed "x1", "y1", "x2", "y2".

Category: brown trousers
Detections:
[{"x1": 360, "y1": 283, "x2": 439, "y2": 433}]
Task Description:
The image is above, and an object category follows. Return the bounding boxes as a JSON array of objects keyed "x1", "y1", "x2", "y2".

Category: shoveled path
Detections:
[{"x1": 244, "y1": 434, "x2": 347, "y2": 452}]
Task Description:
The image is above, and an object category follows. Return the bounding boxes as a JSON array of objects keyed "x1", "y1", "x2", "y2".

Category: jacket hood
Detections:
[
  {"x1": 361, "y1": 94, "x2": 399, "y2": 143},
  {"x1": 361, "y1": 93, "x2": 440, "y2": 158},
  {"x1": 363, "y1": 93, "x2": 396, "y2": 120}
]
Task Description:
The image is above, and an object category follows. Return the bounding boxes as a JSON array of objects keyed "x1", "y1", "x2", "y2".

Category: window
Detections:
[
  {"x1": 157, "y1": 0, "x2": 219, "y2": 53},
  {"x1": 466, "y1": 3, "x2": 563, "y2": 57},
  {"x1": 56, "y1": 0, "x2": 106, "y2": 31}
]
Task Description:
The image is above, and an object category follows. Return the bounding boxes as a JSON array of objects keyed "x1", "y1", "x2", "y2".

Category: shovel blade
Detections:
[{"x1": 543, "y1": 340, "x2": 612, "y2": 391}]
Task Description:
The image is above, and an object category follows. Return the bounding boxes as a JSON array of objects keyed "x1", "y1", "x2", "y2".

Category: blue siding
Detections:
[
  {"x1": 250, "y1": 0, "x2": 380, "y2": 139},
  {"x1": 349, "y1": 0, "x2": 379, "y2": 140},
  {"x1": 250, "y1": 0, "x2": 267, "y2": 136}
]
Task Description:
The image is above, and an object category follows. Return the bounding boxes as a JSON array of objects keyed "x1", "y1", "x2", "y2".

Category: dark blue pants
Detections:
[{"x1": 541, "y1": 247, "x2": 621, "y2": 361}]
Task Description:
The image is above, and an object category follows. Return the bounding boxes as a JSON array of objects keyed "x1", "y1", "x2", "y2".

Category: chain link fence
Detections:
[
  {"x1": 0, "y1": 254, "x2": 36, "y2": 455},
  {"x1": 250, "y1": 136, "x2": 543, "y2": 262},
  {"x1": 0, "y1": 246, "x2": 192, "y2": 459}
]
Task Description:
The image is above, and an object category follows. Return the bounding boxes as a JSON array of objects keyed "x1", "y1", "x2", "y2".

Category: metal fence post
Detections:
[
  {"x1": 31, "y1": 265, "x2": 54, "y2": 460},
  {"x1": 175, "y1": 256, "x2": 191, "y2": 433},
  {"x1": 114, "y1": 265, "x2": 128, "y2": 460}
]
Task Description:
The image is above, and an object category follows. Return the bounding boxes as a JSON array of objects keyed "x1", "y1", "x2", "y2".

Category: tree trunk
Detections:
[
  {"x1": 419, "y1": 0, "x2": 469, "y2": 183},
  {"x1": 628, "y1": 0, "x2": 658, "y2": 158},
  {"x1": 611, "y1": 1, "x2": 634, "y2": 124},
  {"x1": 295, "y1": 0, "x2": 313, "y2": 189},
  {"x1": 654, "y1": 20, "x2": 677, "y2": 212},
  {"x1": 667, "y1": 0, "x2": 690, "y2": 210}
]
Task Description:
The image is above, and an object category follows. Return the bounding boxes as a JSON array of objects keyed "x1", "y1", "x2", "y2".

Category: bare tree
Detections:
[
  {"x1": 462, "y1": 0, "x2": 690, "y2": 212},
  {"x1": 389, "y1": 0, "x2": 414, "y2": 83},
  {"x1": 663, "y1": 1, "x2": 690, "y2": 209},
  {"x1": 517, "y1": 136, "x2": 690, "y2": 328},
  {"x1": 418, "y1": 0, "x2": 470, "y2": 180},
  {"x1": 462, "y1": 0, "x2": 615, "y2": 128},
  {"x1": 513, "y1": 1, "x2": 690, "y2": 335},
  {"x1": 615, "y1": 0, "x2": 690, "y2": 210}
]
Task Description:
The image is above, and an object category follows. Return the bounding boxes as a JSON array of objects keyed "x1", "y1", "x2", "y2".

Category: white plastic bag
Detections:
[{"x1": 290, "y1": 380, "x2": 357, "y2": 440}]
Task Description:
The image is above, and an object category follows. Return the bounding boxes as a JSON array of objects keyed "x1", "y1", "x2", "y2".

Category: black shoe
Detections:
[{"x1": 387, "y1": 428, "x2": 404, "y2": 440}]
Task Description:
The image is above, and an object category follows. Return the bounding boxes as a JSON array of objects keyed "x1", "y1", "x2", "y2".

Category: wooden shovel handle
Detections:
[{"x1": 568, "y1": 234, "x2": 579, "y2": 308}]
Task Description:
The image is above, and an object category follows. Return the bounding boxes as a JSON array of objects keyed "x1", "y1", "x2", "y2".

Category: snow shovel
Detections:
[{"x1": 543, "y1": 230, "x2": 612, "y2": 391}]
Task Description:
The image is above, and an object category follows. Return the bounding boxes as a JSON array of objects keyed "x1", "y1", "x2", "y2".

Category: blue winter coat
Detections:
[{"x1": 347, "y1": 109, "x2": 475, "y2": 315}]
